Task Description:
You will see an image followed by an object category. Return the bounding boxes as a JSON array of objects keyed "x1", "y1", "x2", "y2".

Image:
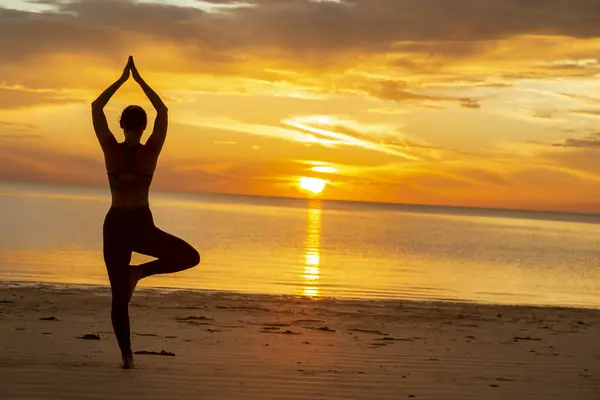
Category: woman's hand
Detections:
[
  {"x1": 119, "y1": 56, "x2": 133, "y2": 83},
  {"x1": 127, "y1": 55, "x2": 169, "y2": 154},
  {"x1": 130, "y1": 56, "x2": 142, "y2": 83}
]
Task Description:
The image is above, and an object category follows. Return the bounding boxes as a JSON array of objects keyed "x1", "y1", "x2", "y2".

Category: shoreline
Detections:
[{"x1": 2, "y1": 279, "x2": 599, "y2": 313}]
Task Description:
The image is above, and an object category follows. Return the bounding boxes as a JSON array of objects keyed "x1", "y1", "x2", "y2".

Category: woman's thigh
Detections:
[{"x1": 132, "y1": 224, "x2": 195, "y2": 259}]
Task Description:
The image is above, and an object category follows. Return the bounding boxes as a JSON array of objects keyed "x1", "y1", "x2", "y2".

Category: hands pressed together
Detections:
[
  {"x1": 120, "y1": 55, "x2": 143, "y2": 83},
  {"x1": 93, "y1": 54, "x2": 167, "y2": 115}
]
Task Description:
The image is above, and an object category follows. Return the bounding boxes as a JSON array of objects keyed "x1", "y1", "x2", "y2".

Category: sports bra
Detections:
[{"x1": 107, "y1": 143, "x2": 153, "y2": 191}]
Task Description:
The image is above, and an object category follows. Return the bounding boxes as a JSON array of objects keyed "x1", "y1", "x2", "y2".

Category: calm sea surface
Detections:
[{"x1": 1, "y1": 181, "x2": 600, "y2": 309}]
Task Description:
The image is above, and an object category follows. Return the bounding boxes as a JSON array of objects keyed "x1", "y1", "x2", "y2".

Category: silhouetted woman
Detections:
[{"x1": 92, "y1": 56, "x2": 200, "y2": 369}]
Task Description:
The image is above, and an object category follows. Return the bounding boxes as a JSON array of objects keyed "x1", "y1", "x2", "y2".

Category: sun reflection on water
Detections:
[{"x1": 302, "y1": 200, "x2": 322, "y2": 297}]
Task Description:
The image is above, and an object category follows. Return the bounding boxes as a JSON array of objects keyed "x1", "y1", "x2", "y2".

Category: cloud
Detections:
[
  {"x1": 281, "y1": 115, "x2": 436, "y2": 160},
  {"x1": 543, "y1": 58, "x2": 600, "y2": 70},
  {"x1": 1, "y1": 0, "x2": 599, "y2": 93},
  {"x1": 0, "y1": 133, "x2": 41, "y2": 139},
  {"x1": 0, "y1": 143, "x2": 105, "y2": 185},
  {"x1": 0, "y1": 86, "x2": 82, "y2": 109},
  {"x1": 559, "y1": 92, "x2": 600, "y2": 104},
  {"x1": 179, "y1": 112, "x2": 439, "y2": 161},
  {"x1": 397, "y1": 169, "x2": 511, "y2": 191},
  {"x1": 552, "y1": 132, "x2": 600, "y2": 148},
  {"x1": 361, "y1": 80, "x2": 481, "y2": 109},
  {"x1": 569, "y1": 109, "x2": 600, "y2": 118},
  {"x1": 0, "y1": 120, "x2": 39, "y2": 131},
  {"x1": 2, "y1": 0, "x2": 600, "y2": 213},
  {"x1": 49, "y1": 1, "x2": 600, "y2": 48},
  {"x1": 531, "y1": 109, "x2": 559, "y2": 120}
]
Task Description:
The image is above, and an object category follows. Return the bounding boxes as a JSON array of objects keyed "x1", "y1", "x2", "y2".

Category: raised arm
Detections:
[
  {"x1": 91, "y1": 58, "x2": 131, "y2": 151},
  {"x1": 130, "y1": 57, "x2": 168, "y2": 154}
]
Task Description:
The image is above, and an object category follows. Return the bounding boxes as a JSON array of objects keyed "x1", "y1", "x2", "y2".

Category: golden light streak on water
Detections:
[{"x1": 302, "y1": 200, "x2": 322, "y2": 297}]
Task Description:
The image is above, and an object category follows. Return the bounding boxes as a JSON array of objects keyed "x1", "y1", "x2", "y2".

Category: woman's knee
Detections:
[
  {"x1": 180, "y1": 245, "x2": 200, "y2": 268},
  {"x1": 188, "y1": 247, "x2": 200, "y2": 267}
]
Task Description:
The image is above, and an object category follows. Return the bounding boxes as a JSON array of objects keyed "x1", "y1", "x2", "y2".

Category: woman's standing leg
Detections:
[{"x1": 103, "y1": 211, "x2": 134, "y2": 367}]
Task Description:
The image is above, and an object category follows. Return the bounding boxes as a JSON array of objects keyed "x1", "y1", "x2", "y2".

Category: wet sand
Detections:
[{"x1": 0, "y1": 284, "x2": 598, "y2": 399}]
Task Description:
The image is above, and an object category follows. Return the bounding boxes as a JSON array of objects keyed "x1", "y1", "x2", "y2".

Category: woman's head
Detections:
[{"x1": 120, "y1": 105, "x2": 147, "y2": 139}]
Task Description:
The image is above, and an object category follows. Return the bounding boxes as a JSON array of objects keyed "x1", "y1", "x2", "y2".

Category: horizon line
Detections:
[{"x1": 2, "y1": 178, "x2": 600, "y2": 220}]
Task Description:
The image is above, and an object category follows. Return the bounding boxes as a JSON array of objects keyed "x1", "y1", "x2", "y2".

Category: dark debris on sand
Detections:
[
  {"x1": 260, "y1": 329, "x2": 301, "y2": 335},
  {"x1": 307, "y1": 326, "x2": 336, "y2": 332},
  {"x1": 512, "y1": 336, "x2": 542, "y2": 342},
  {"x1": 261, "y1": 326, "x2": 281, "y2": 331},
  {"x1": 176, "y1": 316, "x2": 214, "y2": 321},
  {"x1": 39, "y1": 316, "x2": 59, "y2": 321},
  {"x1": 376, "y1": 337, "x2": 413, "y2": 342},
  {"x1": 79, "y1": 334, "x2": 101, "y2": 340},
  {"x1": 134, "y1": 350, "x2": 176, "y2": 357},
  {"x1": 349, "y1": 328, "x2": 389, "y2": 336}
]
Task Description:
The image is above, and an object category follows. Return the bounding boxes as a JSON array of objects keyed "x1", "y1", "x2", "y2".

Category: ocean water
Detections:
[{"x1": 1, "y1": 181, "x2": 600, "y2": 309}]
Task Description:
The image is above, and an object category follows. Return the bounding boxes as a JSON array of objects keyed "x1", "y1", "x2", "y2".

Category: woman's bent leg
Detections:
[{"x1": 132, "y1": 225, "x2": 200, "y2": 279}]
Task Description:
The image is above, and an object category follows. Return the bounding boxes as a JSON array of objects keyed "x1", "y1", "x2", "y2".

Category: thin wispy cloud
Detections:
[{"x1": 282, "y1": 116, "x2": 421, "y2": 160}]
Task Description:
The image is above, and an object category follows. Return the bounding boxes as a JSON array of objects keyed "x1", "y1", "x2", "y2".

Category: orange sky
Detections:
[{"x1": 1, "y1": 0, "x2": 600, "y2": 212}]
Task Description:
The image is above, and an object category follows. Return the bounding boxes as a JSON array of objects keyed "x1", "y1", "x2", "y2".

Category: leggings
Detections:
[{"x1": 103, "y1": 206, "x2": 200, "y2": 357}]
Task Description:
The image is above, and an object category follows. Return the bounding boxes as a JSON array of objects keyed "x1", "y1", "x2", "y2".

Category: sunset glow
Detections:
[
  {"x1": 312, "y1": 166, "x2": 338, "y2": 174},
  {"x1": 298, "y1": 178, "x2": 327, "y2": 195},
  {"x1": 1, "y1": 1, "x2": 600, "y2": 212}
]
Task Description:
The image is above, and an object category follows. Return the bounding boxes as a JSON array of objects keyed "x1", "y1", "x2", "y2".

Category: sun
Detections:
[{"x1": 298, "y1": 177, "x2": 327, "y2": 195}]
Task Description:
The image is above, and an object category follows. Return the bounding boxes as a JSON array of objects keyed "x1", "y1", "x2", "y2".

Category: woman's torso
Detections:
[{"x1": 104, "y1": 142, "x2": 158, "y2": 209}]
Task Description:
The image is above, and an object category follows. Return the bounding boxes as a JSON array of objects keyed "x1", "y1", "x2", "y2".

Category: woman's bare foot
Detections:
[{"x1": 122, "y1": 354, "x2": 135, "y2": 369}]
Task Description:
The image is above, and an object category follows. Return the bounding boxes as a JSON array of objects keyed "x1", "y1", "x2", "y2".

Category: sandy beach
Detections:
[{"x1": 0, "y1": 284, "x2": 598, "y2": 400}]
